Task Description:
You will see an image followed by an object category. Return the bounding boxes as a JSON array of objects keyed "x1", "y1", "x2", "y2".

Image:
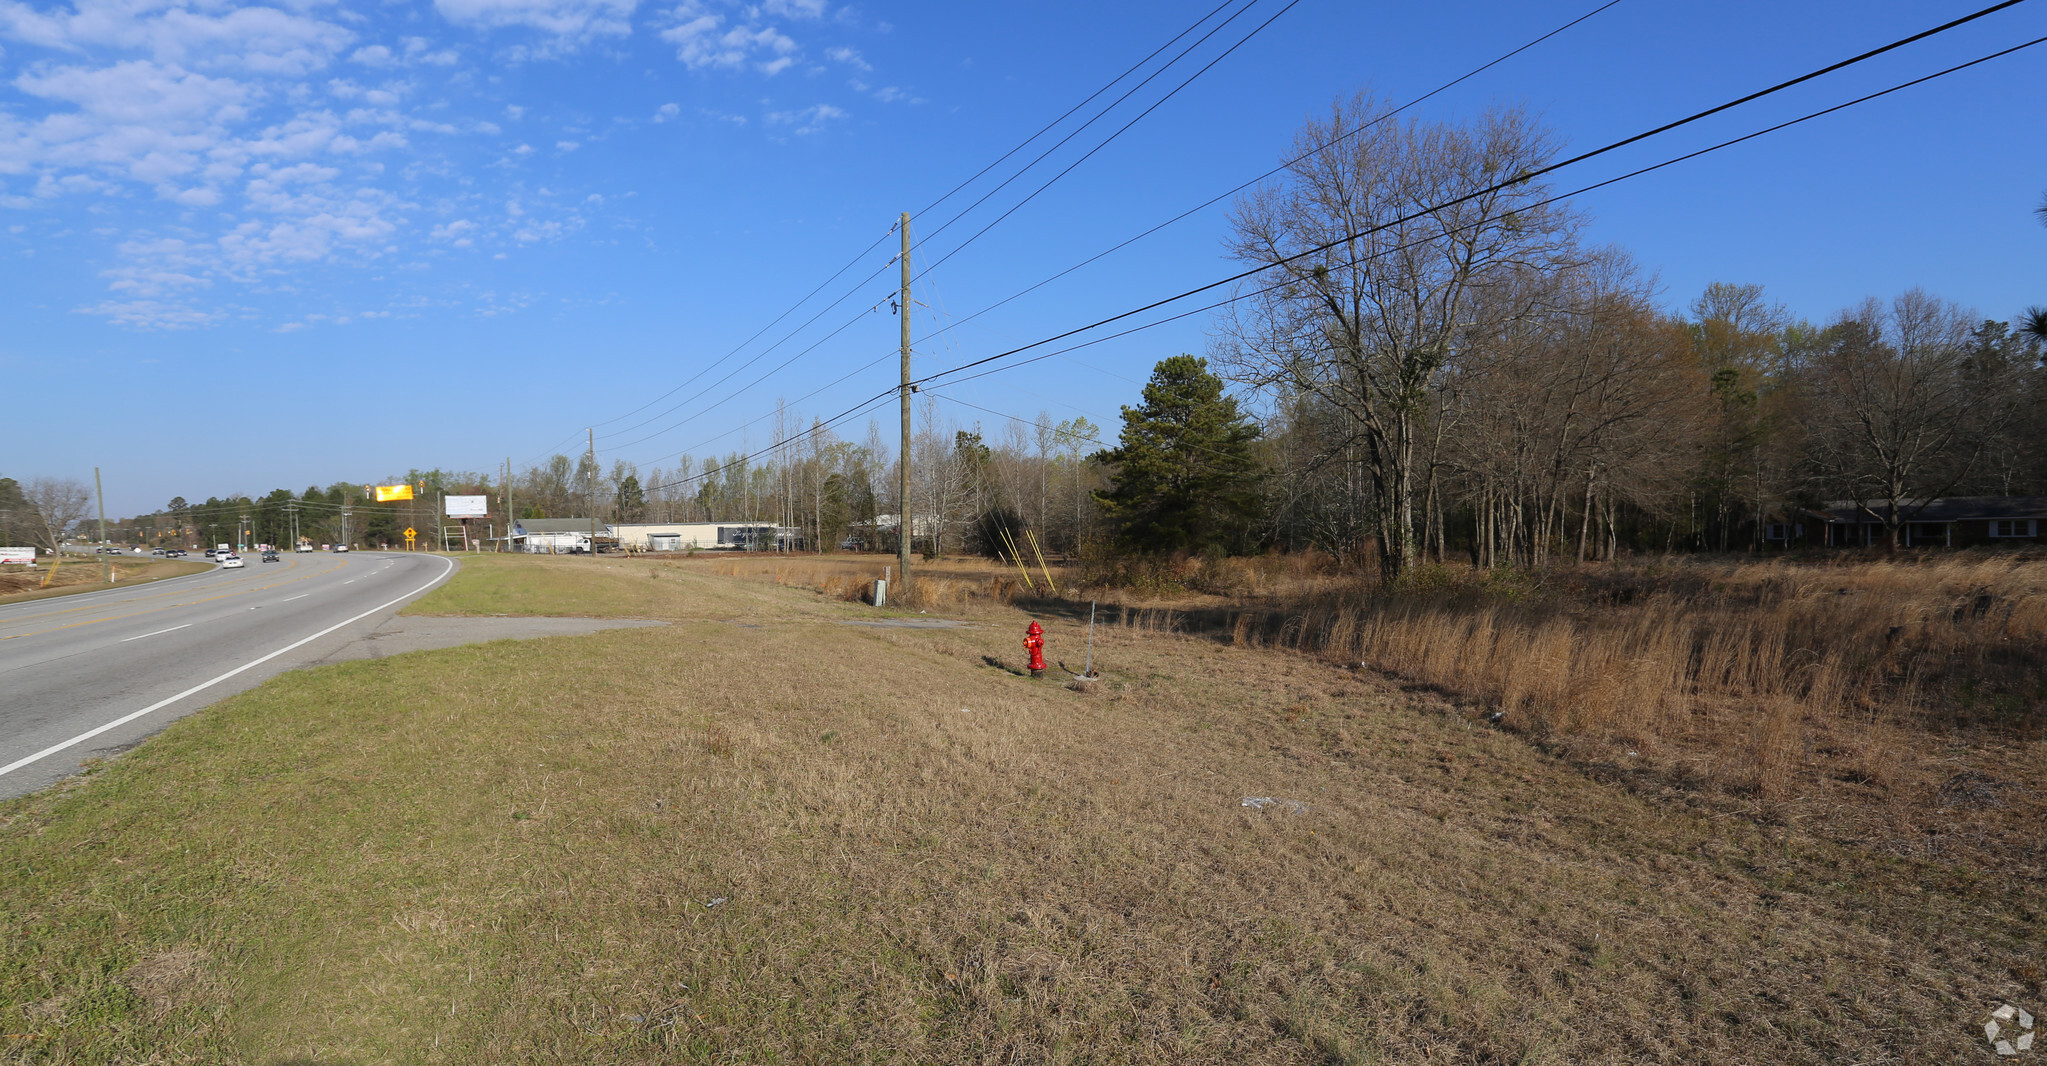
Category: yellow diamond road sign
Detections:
[{"x1": 404, "y1": 527, "x2": 416, "y2": 538}]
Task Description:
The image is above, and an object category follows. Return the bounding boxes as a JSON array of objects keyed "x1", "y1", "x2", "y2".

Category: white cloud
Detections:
[
  {"x1": 0, "y1": 0, "x2": 354, "y2": 76},
  {"x1": 0, "y1": 0, "x2": 622, "y2": 329},
  {"x1": 16, "y1": 60, "x2": 249, "y2": 126},
  {"x1": 660, "y1": 2, "x2": 798, "y2": 72},
  {"x1": 433, "y1": 0, "x2": 638, "y2": 44},
  {"x1": 652, "y1": 101, "x2": 680, "y2": 123},
  {"x1": 764, "y1": 101, "x2": 843, "y2": 135},
  {"x1": 823, "y1": 44, "x2": 867, "y2": 71},
  {"x1": 402, "y1": 36, "x2": 459, "y2": 65},
  {"x1": 762, "y1": 0, "x2": 825, "y2": 17},
  {"x1": 73, "y1": 297, "x2": 224, "y2": 329}
]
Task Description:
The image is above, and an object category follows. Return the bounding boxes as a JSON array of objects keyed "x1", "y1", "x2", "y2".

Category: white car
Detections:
[{"x1": 219, "y1": 554, "x2": 245, "y2": 569}]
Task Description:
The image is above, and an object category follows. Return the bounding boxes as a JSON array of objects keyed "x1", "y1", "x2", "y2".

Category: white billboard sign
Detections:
[
  {"x1": 0, "y1": 546, "x2": 35, "y2": 565},
  {"x1": 445, "y1": 495, "x2": 489, "y2": 518}
]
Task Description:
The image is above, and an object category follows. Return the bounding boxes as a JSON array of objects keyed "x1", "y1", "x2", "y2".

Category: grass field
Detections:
[
  {"x1": 0, "y1": 556, "x2": 211, "y2": 605},
  {"x1": 3, "y1": 553, "x2": 2042, "y2": 1062}
]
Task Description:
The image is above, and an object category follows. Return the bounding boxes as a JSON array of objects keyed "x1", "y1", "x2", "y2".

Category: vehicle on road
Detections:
[
  {"x1": 261, "y1": 551, "x2": 280, "y2": 563},
  {"x1": 151, "y1": 548, "x2": 166, "y2": 556},
  {"x1": 295, "y1": 544, "x2": 313, "y2": 553},
  {"x1": 167, "y1": 549, "x2": 187, "y2": 557},
  {"x1": 219, "y1": 554, "x2": 245, "y2": 569},
  {"x1": 332, "y1": 544, "x2": 350, "y2": 553},
  {"x1": 203, "y1": 549, "x2": 218, "y2": 559}
]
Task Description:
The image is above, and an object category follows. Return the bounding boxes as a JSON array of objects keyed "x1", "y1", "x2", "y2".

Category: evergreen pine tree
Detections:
[{"x1": 1094, "y1": 354, "x2": 1263, "y2": 554}]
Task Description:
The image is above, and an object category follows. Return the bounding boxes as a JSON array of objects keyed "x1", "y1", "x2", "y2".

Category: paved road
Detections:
[{"x1": 0, "y1": 551, "x2": 455, "y2": 800}]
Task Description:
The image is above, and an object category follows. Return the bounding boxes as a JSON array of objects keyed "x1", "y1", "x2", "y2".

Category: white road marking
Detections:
[
  {"x1": 119, "y1": 623, "x2": 191, "y2": 643},
  {"x1": 281, "y1": 594, "x2": 307, "y2": 602},
  {"x1": 0, "y1": 556, "x2": 456, "y2": 781}
]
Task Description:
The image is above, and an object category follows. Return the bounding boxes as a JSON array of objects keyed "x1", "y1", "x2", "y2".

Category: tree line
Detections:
[
  {"x1": 15, "y1": 94, "x2": 2042, "y2": 577},
  {"x1": 1204, "y1": 93, "x2": 2046, "y2": 577}
]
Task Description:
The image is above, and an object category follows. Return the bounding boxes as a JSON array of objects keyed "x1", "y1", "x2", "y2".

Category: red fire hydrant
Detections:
[{"x1": 1023, "y1": 620, "x2": 1046, "y2": 678}]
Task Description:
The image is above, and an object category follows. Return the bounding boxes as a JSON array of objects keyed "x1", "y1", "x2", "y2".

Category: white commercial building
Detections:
[{"x1": 610, "y1": 522, "x2": 791, "y2": 551}]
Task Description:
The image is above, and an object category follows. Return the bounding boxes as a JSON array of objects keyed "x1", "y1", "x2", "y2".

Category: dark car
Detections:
[{"x1": 261, "y1": 550, "x2": 280, "y2": 563}]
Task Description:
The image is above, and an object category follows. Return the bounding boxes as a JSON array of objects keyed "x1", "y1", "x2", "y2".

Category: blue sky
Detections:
[{"x1": 3, "y1": 0, "x2": 2043, "y2": 517}]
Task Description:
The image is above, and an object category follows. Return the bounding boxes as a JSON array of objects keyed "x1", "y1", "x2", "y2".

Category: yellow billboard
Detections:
[{"x1": 373, "y1": 484, "x2": 415, "y2": 502}]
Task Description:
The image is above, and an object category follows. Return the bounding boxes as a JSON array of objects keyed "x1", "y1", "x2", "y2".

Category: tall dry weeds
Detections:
[
  {"x1": 1198, "y1": 552, "x2": 2046, "y2": 794},
  {"x1": 702, "y1": 549, "x2": 2046, "y2": 798}
]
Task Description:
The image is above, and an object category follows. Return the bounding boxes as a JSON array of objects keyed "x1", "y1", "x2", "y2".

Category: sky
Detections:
[{"x1": 2, "y1": 0, "x2": 2043, "y2": 518}]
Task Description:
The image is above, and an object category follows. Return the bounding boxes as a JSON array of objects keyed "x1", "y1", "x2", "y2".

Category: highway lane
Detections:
[{"x1": 0, "y1": 551, "x2": 455, "y2": 800}]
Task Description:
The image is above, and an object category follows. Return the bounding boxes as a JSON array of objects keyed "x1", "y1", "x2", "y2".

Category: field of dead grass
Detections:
[
  {"x1": 0, "y1": 556, "x2": 210, "y2": 604},
  {"x1": 3, "y1": 552, "x2": 2041, "y2": 1062},
  {"x1": 697, "y1": 552, "x2": 1075, "y2": 612},
  {"x1": 697, "y1": 550, "x2": 2047, "y2": 878}
]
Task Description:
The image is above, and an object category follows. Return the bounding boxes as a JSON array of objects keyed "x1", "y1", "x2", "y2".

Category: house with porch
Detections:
[{"x1": 1808, "y1": 496, "x2": 2047, "y2": 548}]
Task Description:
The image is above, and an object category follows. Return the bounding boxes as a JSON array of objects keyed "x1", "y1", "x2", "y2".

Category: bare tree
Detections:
[
  {"x1": 1806, "y1": 290, "x2": 2021, "y2": 545},
  {"x1": 1445, "y1": 253, "x2": 1700, "y2": 565},
  {"x1": 24, "y1": 476, "x2": 91, "y2": 555},
  {"x1": 1217, "y1": 92, "x2": 1583, "y2": 579}
]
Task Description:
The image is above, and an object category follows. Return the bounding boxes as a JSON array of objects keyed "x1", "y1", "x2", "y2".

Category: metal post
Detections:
[{"x1": 897, "y1": 211, "x2": 912, "y2": 598}]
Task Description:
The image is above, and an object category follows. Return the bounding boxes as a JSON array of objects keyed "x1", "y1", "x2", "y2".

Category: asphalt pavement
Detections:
[{"x1": 0, "y1": 550, "x2": 456, "y2": 800}]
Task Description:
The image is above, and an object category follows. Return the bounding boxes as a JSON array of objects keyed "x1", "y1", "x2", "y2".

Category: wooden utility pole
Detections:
[
  {"x1": 94, "y1": 466, "x2": 110, "y2": 584},
  {"x1": 503, "y1": 456, "x2": 512, "y2": 553},
  {"x1": 587, "y1": 428, "x2": 598, "y2": 557},
  {"x1": 897, "y1": 212, "x2": 912, "y2": 597}
]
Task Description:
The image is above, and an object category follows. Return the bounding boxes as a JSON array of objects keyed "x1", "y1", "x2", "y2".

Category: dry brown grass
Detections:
[
  {"x1": 0, "y1": 557, "x2": 210, "y2": 603},
  {"x1": 700, "y1": 552, "x2": 1072, "y2": 612},
  {"x1": 717, "y1": 550, "x2": 2047, "y2": 861},
  {"x1": 5, "y1": 552, "x2": 2044, "y2": 1063}
]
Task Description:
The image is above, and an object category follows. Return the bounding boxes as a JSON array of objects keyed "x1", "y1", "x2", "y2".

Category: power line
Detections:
[
  {"x1": 932, "y1": 13, "x2": 2047, "y2": 460},
  {"x1": 911, "y1": 0, "x2": 1279, "y2": 257},
  {"x1": 548, "y1": 1, "x2": 1248, "y2": 456},
  {"x1": 637, "y1": 387, "x2": 902, "y2": 497},
  {"x1": 910, "y1": 0, "x2": 1303, "y2": 284},
  {"x1": 632, "y1": 350, "x2": 900, "y2": 472},
  {"x1": 912, "y1": 0, "x2": 1243, "y2": 224},
  {"x1": 593, "y1": 0, "x2": 1290, "y2": 454},
  {"x1": 928, "y1": 30, "x2": 2047, "y2": 396},
  {"x1": 910, "y1": 0, "x2": 2038, "y2": 393},
  {"x1": 566, "y1": 4, "x2": 2041, "y2": 502},
  {"x1": 583, "y1": 222, "x2": 901, "y2": 436},
  {"x1": 605, "y1": 0, "x2": 1631, "y2": 459},
  {"x1": 904, "y1": 0, "x2": 1631, "y2": 354}
]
